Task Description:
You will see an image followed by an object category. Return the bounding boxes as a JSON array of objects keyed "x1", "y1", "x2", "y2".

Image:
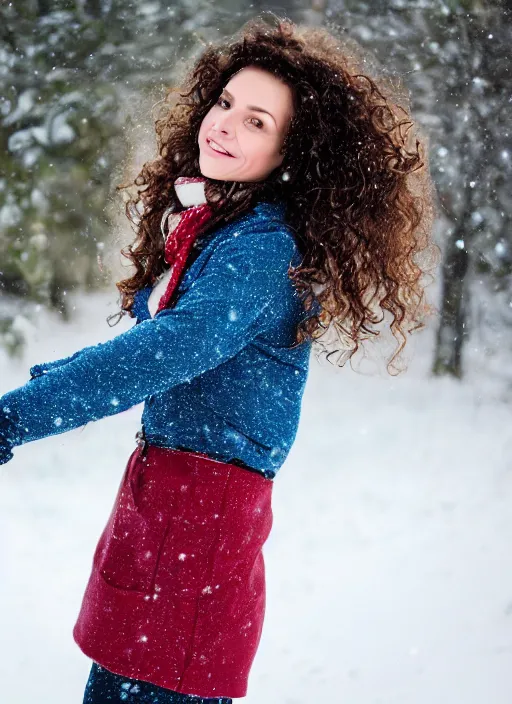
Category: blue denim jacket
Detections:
[{"x1": 0, "y1": 201, "x2": 312, "y2": 478}]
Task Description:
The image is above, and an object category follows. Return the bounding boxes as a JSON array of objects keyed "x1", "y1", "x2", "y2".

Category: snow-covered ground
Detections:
[{"x1": 0, "y1": 289, "x2": 511, "y2": 704}]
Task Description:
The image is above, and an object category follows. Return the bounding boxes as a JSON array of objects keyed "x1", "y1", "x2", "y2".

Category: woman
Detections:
[{"x1": 0, "y1": 15, "x2": 438, "y2": 704}]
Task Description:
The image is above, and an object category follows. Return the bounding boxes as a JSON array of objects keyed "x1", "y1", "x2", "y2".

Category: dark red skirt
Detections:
[{"x1": 73, "y1": 443, "x2": 274, "y2": 699}]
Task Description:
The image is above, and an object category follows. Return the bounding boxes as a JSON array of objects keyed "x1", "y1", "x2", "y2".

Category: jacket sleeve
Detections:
[
  {"x1": 28, "y1": 287, "x2": 152, "y2": 379},
  {"x1": 0, "y1": 227, "x2": 297, "y2": 449},
  {"x1": 29, "y1": 349, "x2": 91, "y2": 379}
]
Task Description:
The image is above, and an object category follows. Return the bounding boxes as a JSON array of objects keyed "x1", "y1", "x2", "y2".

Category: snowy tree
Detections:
[{"x1": 0, "y1": 1, "x2": 125, "y2": 354}]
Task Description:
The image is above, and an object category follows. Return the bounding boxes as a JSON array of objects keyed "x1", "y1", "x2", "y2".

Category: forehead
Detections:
[{"x1": 223, "y1": 67, "x2": 294, "y2": 123}]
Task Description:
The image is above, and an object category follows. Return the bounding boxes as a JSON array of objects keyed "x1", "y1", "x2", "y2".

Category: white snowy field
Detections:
[{"x1": 0, "y1": 289, "x2": 511, "y2": 704}]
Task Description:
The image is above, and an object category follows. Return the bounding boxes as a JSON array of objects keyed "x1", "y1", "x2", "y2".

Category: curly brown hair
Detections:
[{"x1": 111, "y1": 13, "x2": 439, "y2": 376}]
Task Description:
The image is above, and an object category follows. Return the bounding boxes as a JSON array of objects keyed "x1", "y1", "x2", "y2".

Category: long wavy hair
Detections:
[{"x1": 111, "y1": 13, "x2": 439, "y2": 376}]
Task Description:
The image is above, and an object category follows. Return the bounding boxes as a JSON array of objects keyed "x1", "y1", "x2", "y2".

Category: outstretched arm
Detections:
[
  {"x1": 29, "y1": 348, "x2": 94, "y2": 379},
  {"x1": 26, "y1": 285, "x2": 152, "y2": 381},
  {"x1": 0, "y1": 227, "x2": 298, "y2": 461}
]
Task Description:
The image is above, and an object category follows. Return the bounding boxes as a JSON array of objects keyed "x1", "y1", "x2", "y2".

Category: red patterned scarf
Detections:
[{"x1": 155, "y1": 176, "x2": 214, "y2": 314}]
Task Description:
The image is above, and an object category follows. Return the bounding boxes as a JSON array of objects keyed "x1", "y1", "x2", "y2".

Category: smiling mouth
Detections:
[{"x1": 206, "y1": 138, "x2": 234, "y2": 157}]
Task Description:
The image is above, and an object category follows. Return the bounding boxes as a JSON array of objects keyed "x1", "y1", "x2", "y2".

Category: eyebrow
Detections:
[{"x1": 222, "y1": 88, "x2": 277, "y2": 126}]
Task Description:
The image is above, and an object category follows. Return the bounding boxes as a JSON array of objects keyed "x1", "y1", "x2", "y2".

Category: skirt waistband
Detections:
[{"x1": 135, "y1": 425, "x2": 273, "y2": 482}]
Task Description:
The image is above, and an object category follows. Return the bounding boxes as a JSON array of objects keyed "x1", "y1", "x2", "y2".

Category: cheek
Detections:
[
  {"x1": 242, "y1": 138, "x2": 281, "y2": 169},
  {"x1": 239, "y1": 131, "x2": 264, "y2": 156}
]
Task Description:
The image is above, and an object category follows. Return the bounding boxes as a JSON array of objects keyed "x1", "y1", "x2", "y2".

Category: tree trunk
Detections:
[{"x1": 432, "y1": 224, "x2": 470, "y2": 378}]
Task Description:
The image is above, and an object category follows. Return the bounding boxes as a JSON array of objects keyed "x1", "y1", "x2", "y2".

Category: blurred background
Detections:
[{"x1": 1, "y1": 1, "x2": 511, "y2": 703}]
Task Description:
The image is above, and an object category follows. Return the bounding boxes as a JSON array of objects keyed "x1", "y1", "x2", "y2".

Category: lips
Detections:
[{"x1": 206, "y1": 137, "x2": 234, "y2": 157}]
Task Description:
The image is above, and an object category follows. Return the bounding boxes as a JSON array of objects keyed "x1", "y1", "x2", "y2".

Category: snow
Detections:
[
  {"x1": 0, "y1": 197, "x2": 22, "y2": 228},
  {"x1": 0, "y1": 289, "x2": 511, "y2": 703},
  {"x1": 1, "y1": 89, "x2": 36, "y2": 127}
]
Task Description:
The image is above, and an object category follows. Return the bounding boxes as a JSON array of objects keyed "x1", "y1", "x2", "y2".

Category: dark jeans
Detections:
[{"x1": 83, "y1": 662, "x2": 233, "y2": 704}]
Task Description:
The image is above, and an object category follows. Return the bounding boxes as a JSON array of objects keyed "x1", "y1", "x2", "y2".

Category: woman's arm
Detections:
[
  {"x1": 29, "y1": 349, "x2": 92, "y2": 380},
  {"x1": 28, "y1": 287, "x2": 153, "y2": 381},
  {"x1": 0, "y1": 227, "x2": 297, "y2": 457},
  {"x1": 28, "y1": 292, "x2": 148, "y2": 383}
]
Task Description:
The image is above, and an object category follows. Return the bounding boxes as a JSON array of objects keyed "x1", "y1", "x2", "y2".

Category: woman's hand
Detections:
[
  {"x1": 0, "y1": 437, "x2": 14, "y2": 465},
  {"x1": 0, "y1": 406, "x2": 24, "y2": 465}
]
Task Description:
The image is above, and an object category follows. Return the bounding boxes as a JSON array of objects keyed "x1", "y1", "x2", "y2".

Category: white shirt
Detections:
[{"x1": 147, "y1": 267, "x2": 174, "y2": 318}]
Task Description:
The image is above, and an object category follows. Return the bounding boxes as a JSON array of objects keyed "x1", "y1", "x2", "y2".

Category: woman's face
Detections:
[{"x1": 198, "y1": 66, "x2": 295, "y2": 183}]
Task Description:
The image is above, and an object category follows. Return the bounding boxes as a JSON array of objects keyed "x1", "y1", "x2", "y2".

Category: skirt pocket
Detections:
[{"x1": 93, "y1": 448, "x2": 170, "y2": 594}]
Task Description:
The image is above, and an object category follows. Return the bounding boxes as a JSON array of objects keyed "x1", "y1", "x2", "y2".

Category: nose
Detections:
[{"x1": 211, "y1": 110, "x2": 235, "y2": 136}]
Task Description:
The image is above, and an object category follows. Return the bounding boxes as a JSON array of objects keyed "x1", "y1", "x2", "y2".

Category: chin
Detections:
[{"x1": 198, "y1": 161, "x2": 230, "y2": 182}]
